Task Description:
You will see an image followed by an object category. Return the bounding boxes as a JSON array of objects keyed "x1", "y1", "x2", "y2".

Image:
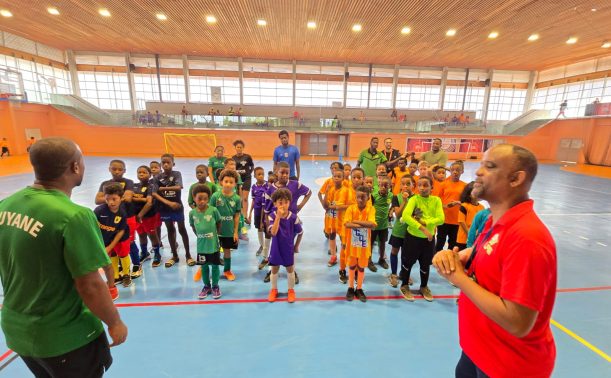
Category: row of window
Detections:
[{"x1": 532, "y1": 79, "x2": 611, "y2": 117}]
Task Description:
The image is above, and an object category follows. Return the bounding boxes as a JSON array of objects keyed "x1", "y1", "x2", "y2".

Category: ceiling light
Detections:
[
  {"x1": 591, "y1": 8, "x2": 597, "y2": 12},
  {"x1": 528, "y1": 34, "x2": 539, "y2": 41},
  {"x1": 0, "y1": 9, "x2": 13, "y2": 17},
  {"x1": 352, "y1": 24, "x2": 362, "y2": 32},
  {"x1": 307, "y1": 21, "x2": 316, "y2": 29},
  {"x1": 257, "y1": 19, "x2": 267, "y2": 26},
  {"x1": 47, "y1": 7, "x2": 60, "y2": 15},
  {"x1": 602, "y1": 41, "x2": 611, "y2": 48},
  {"x1": 156, "y1": 13, "x2": 167, "y2": 20},
  {"x1": 488, "y1": 31, "x2": 499, "y2": 39},
  {"x1": 566, "y1": 37, "x2": 578, "y2": 44},
  {"x1": 98, "y1": 8, "x2": 111, "y2": 17},
  {"x1": 401, "y1": 27, "x2": 411, "y2": 35},
  {"x1": 206, "y1": 15, "x2": 217, "y2": 23},
  {"x1": 446, "y1": 29, "x2": 456, "y2": 37}
]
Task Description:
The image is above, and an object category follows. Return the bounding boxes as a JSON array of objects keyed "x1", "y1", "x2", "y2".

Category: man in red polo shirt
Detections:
[{"x1": 433, "y1": 144, "x2": 557, "y2": 378}]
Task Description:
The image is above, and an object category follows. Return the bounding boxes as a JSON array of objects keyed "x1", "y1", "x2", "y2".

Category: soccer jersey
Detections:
[
  {"x1": 343, "y1": 203, "x2": 377, "y2": 259},
  {"x1": 402, "y1": 194, "x2": 444, "y2": 238},
  {"x1": 208, "y1": 156, "x2": 227, "y2": 182},
  {"x1": 273, "y1": 144, "x2": 300, "y2": 178},
  {"x1": 189, "y1": 206, "x2": 221, "y2": 254},
  {"x1": 264, "y1": 180, "x2": 311, "y2": 214},
  {"x1": 94, "y1": 204, "x2": 130, "y2": 246},
  {"x1": 0, "y1": 187, "x2": 110, "y2": 357},
  {"x1": 232, "y1": 153, "x2": 254, "y2": 182},
  {"x1": 154, "y1": 170, "x2": 184, "y2": 213},
  {"x1": 457, "y1": 202, "x2": 485, "y2": 244},
  {"x1": 267, "y1": 211, "x2": 303, "y2": 267},
  {"x1": 210, "y1": 191, "x2": 241, "y2": 237},
  {"x1": 98, "y1": 178, "x2": 135, "y2": 217},
  {"x1": 438, "y1": 179, "x2": 467, "y2": 225},
  {"x1": 324, "y1": 184, "x2": 349, "y2": 234},
  {"x1": 251, "y1": 181, "x2": 269, "y2": 210},
  {"x1": 357, "y1": 149, "x2": 387, "y2": 185},
  {"x1": 187, "y1": 182, "x2": 218, "y2": 209},
  {"x1": 371, "y1": 190, "x2": 392, "y2": 230},
  {"x1": 132, "y1": 181, "x2": 156, "y2": 219},
  {"x1": 390, "y1": 194, "x2": 410, "y2": 238},
  {"x1": 391, "y1": 167, "x2": 409, "y2": 195}
]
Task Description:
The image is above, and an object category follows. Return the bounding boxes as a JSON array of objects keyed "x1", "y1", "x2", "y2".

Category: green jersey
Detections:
[
  {"x1": 208, "y1": 156, "x2": 227, "y2": 182},
  {"x1": 402, "y1": 194, "x2": 445, "y2": 238},
  {"x1": 391, "y1": 194, "x2": 410, "y2": 238},
  {"x1": 189, "y1": 206, "x2": 221, "y2": 254},
  {"x1": 371, "y1": 190, "x2": 392, "y2": 230},
  {"x1": 357, "y1": 149, "x2": 387, "y2": 185},
  {"x1": 188, "y1": 182, "x2": 218, "y2": 208},
  {"x1": 210, "y1": 191, "x2": 241, "y2": 237},
  {"x1": 0, "y1": 187, "x2": 110, "y2": 358}
]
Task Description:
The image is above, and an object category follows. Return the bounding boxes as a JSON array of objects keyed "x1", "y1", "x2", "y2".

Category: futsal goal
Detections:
[{"x1": 163, "y1": 133, "x2": 217, "y2": 157}]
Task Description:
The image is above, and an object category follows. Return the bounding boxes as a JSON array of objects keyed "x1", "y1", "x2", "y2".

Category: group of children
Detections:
[{"x1": 92, "y1": 148, "x2": 488, "y2": 304}]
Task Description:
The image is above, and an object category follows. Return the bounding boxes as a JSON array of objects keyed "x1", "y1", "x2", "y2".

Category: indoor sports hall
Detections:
[{"x1": 0, "y1": 1, "x2": 610, "y2": 377}]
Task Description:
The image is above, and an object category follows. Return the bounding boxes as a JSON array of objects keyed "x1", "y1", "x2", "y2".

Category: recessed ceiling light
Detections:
[
  {"x1": 0, "y1": 9, "x2": 13, "y2": 17},
  {"x1": 602, "y1": 41, "x2": 611, "y2": 48},
  {"x1": 98, "y1": 8, "x2": 111, "y2": 17},
  {"x1": 566, "y1": 37, "x2": 578, "y2": 44},
  {"x1": 257, "y1": 19, "x2": 267, "y2": 26},
  {"x1": 591, "y1": 8, "x2": 597, "y2": 12},
  {"x1": 401, "y1": 27, "x2": 411, "y2": 35},
  {"x1": 446, "y1": 29, "x2": 456, "y2": 37},
  {"x1": 47, "y1": 7, "x2": 60, "y2": 15},
  {"x1": 528, "y1": 34, "x2": 539, "y2": 41},
  {"x1": 206, "y1": 15, "x2": 217, "y2": 24},
  {"x1": 156, "y1": 13, "x2": 167, "y2": 20},
  {"x1": 488, "y1": 31, "x2": 499, "y2": 39},
  {"x1": 352, "y1": 24, "x2": 362, "y2": 32},
  {"x1": 307, "y1": 21, "x2": 316, "y2": 29}
]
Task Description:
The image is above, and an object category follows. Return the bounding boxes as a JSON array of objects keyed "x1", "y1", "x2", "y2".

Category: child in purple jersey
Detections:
[
  {"x1": 247, "y1": 167, "x2": 268, "y2": 259},
  {"x1": 261, "y1": 162, "x2": 311, "y2": 281},
  {"x1": 267, "y1": 189, "x2": 303, "y2": 303}
]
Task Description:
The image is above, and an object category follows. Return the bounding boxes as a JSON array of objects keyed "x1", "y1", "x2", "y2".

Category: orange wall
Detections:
[{"x1": 0, "y1": 102, "x2": 54, "y2": 154}]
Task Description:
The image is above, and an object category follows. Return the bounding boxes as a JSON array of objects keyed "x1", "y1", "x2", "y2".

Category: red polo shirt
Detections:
[{"x1": 459, "y1": 199, "x2": 557, "y2": 378}]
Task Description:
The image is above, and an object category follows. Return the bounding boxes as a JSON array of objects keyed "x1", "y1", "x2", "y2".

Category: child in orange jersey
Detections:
[
  {"x1": 338, "y1": 167, "x2": 365, "y2": 284},
  {"x1": 323, "y1": 169, "x2": 349, "y2": 267},
  {"x1": 435, "y1": 161, "x2": 466, "y2": 251},
  {"x1": 431, "y1": 165, "x2": 447, "y2": 197}
]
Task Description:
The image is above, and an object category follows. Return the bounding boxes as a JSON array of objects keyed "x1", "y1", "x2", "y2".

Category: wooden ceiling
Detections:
[{"x1": 0, "y1": 0, "x2": 610, "y2": 71}]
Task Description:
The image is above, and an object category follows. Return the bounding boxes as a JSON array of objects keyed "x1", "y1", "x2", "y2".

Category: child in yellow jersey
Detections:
[
  {"x1": 318, "y1": 162, "x2": 343, "y2": 250},
  {"x1": 391, "y1": 157, "x2": 409, "y2": 195},
  {"x1": 338, "y1": 167, "x2": 364, "y2": 283},
  {"x1": 324, "y1": 170, "x2": 349, "y2": 267},
  {"x1": 342, "y1": 163, "x2": 352, "y2": 187},
  {"x1": 431, "y1": 165, "x2": 447, "y2": 197},
  {"x1": 343, "y1": 185, "x2": 377, "y2": 302}
]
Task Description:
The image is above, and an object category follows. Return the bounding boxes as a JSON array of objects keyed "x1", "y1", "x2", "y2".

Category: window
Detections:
[
  {"x1": 77, "y1": 71, "x2": 130, "y2": 110},
  {"x1": 206, "y1": 77, "x2": 240, "y2": 104},
  {"x1": 243, "y1": 78, "x2": 293, "y2": 105},
  {"x1": 369, "y1": 82, "x2": 393, "y2": 108},
  {"x1": 464, "y1": 86, "x2": 485, "y2": 118},
  {"x1": 396, "y1": 84, "x2": 440, "y2": 109},
  {"x1": 346, "y1": 82, "x2": 368, "y2": 108},
  {"x1": 487, "y1": 87, "x2": 526, "y2": 121},
  {"x1": 133, "y1": 73, "x2": 160, "y2": 110},
  {"x1": 159, "y1": 75, "x2": 186, "y2": 102},
  {"x1": 295, "y1": 79, "x2": 343, "y2": 106}
]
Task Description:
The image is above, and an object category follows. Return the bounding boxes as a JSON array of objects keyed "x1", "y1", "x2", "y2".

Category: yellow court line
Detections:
[{"x1": 551, "y1": 319, "x2": 611, "y2": 363}]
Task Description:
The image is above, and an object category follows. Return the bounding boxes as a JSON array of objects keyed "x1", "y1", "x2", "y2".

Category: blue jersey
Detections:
[{"x1": 273, "y1": 144, "x2": 300, "y2": 177}]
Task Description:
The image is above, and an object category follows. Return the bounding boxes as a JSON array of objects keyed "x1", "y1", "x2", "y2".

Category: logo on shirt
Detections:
[
  {"x1": 114, "y1": 216, "x2": 122, "y2": 224},
  {"x1": 284, "y1": 152, "x2": 289, "y2": 158},
  {"x1": 351, "y1": 228, "x2": 369, "y2": 248},
  {"x1": 204, "y1": 215, "x2": 212, "y2": 222},
  {"x1": 484, "y1": 234, "x2": 499, "y2": 255},
  {"x1": 229, "y1": 200, "x2": 236, "y2": 207}
]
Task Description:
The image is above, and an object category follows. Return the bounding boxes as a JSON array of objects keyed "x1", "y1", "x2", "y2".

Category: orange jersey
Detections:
[
  {"x1": 324, "y1": 184, "x2": 349, "y2": 234},
  {"x1": 431, "y1": 179, "x2": 446, "y2": 197},
  {"x1": 439, "y1": 179, "x2": 467, "y2": 225},
  {"x1": 343, "y1": 203, "x2": 376, "y2": 259},
  {"x1": 391, "y1": 167, "x2": 409, "y2": 195},
  {"x1": 318, "y1": 177, "x2": 333, "y2": 195},
  {"x1": 457, "y1": 202, "x2": 485, "y2": 244}
]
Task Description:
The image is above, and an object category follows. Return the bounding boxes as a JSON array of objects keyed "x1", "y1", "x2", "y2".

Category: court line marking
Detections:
[
  {"x1": 554, "y1": 183, "x2": 611, "y2": 196},
  {"x1": 0, "y1": 354, "x2": 17, "y2": 372},
  {"x1": 550, "y1": 319, "x2": 611, "y2": 363},
  {"x1": 597, "y1": 242, "x2": 608, "y2": 247},
  {"x1": 0, "y1": 350, "x2": 12, "y2": 364}
]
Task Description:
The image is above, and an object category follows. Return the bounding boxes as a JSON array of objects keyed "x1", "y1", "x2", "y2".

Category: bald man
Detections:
[
  {"x1": 433, "y1": 144, "x2": 556, "y2": 378},
  {"x1": 0, "y1": 137, "x2": 127, "y2": 377}
]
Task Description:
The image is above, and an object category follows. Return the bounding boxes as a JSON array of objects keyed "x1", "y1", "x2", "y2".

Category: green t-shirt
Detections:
[
  {"x1": 208, "y1": 156, "x2": 227, "y2": 182},
  {"x1": 371, "y1": 190, "x2": 392, "y2": 230},
  {"x1": 210, "y1": 191, "x2": 241, "y2": 237},
  {"x1": 357, "y1": 149, "x2": 387, "y2": 185},
  {"x1": 187, "y1": 182, "x2": 218, "y2": 208},
  {"x1": 189, "y1": 206, "x2": 221, "y2": 254},
  {"x1": 391, "y1": 194, "x2": 410, "y2": 238},
  {"x1": 0, "y1": 187, "x2": 111, "y2": 358}
]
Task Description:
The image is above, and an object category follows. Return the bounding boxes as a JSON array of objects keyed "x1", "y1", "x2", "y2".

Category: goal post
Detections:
[{"x1": 163, "y1": 133, "x2": 217, "y2": 157}]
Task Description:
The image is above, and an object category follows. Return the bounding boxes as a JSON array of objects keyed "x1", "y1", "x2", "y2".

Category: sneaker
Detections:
[
  {"x1": 355, "y1": 289, "x2": 367, "y2": 302},
  {"x1": 152, "y1": 257, "x2": 161, "y2": 267},
  {"x1": 139, "y1": 252, "x2": 152, "y2": 263},
  {"x1": 408, "y1": 277, "x2": 414, "y2": 286},
  {"x1": 263, "y1": 271, "x2": 271, "y2": 283},
  {"x1": 258, "y1": 258, "x2": 269, "y2": 270},
  {"x1": 367, "y1": 259, "x2": 378, "y2": 272},
  {"x1": 327, "y1": 255, "x2": 338, "y2": 267},
  {"x1": 420, "y1": 286, "x2": 434, "y2": 302},
  {"x1": 327, "y1": 249, "x2": 331, "y2": 255},
  {"x1": 256, "y1": 246, "x2": 263, "y2": 256},
  {"x1": 122, "y1": 276, "x2": 132, "y2": 288},
  {"x1": 109, "y1": 286, "x2": 119, "y2": 301},
  {"x1": 212, "y1": 286, "x2": 222, "y2": 299},
  {"x1": 130, "y1": 265, "x2": 142, "y2": 279},
  {"x1": 198, "y1": 286, "x2": 211, "y2": 300},
  {"x1": 388, "y1": 274, "x2": 399, "y2": 288},
  {"x1": 193, "y1": 267, "x2": 202, "y2": 282},
  {"x1": 268, "y1": 288, "x2": 278, "y2": 302},
  {"x1": 223, "y1": 271, "x2": 236, "y2": 281},
  {"x1": 378, "y1": 258, "x2": 389, "y2": 270},
  {"x1": 338, "y1": 269, "x2": 348, "y2": 284},
  {"x1": 114, "y1": 276, "x2": 122, "y2": 284},
  {"x1": 287, "y1": 289, "x2": 296, "y2": 303},
  {"x1": 294, "y1": 271, "x2": 299, "y2": 285},
  {"x1": 400, "y1": 285, "x2": 414, "y2": 302},
  {"x1": 239, "y1": 233, "x2": 249, "y2": 241},
  {"x1": 346, "y1": 287, "x2": 355, "y2": 301}
]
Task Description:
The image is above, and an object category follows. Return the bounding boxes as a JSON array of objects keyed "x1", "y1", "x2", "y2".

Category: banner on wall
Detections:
[
  {"x1": 210, "y1": 86, "x2": 222, "y2": 104},
  {"x1": 406, "y1": 137, "x2": 505, "y2": 156}
]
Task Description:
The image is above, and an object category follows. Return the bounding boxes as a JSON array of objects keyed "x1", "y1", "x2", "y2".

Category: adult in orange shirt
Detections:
[{"x1": 435, "y1": 161, "x2": 467, "y2": 251}]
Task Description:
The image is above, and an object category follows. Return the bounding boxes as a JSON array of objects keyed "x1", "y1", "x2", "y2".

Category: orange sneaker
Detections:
[
  {"x1": 193, "y1": 267, "x2": 202, "y2": 282},
  {"x1": 109, "y1": 286, "x2": 119, "y2": 301},
  {"x1": 223, "y1": 270, "x2": 236, "y2": 281},
  {"x1": 287, "y1": 289, "x2": 296, "y2": 303},
  {"x1": 268, "y1": 289, "x2": 278, "y2": 302}
]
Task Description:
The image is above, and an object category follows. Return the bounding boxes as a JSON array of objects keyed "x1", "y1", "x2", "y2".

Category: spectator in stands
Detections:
[
  {"x1": 452, "y1": 114, "x2": 459, "y2": 125},
  {"x1": 299, "y1": 113, "x2": 305, "y2": 127},
  {"x1": 181, "y1": 105, "x2": 188, "y2": 123},
  {"x1": 443, "y1": 114, "x2": 450, "y2": 124},
  {"x1": 399, "y1": 113, "x2": 406, "y2": 122},
  {"x1": 556, "y1": 100, "x2": 567, "y2": 119},
  {"x1": 359, "y1": 110, "x2": 366, "y2": 124},
  {"x1": 593, "y1": 98, "x2": 600, "y2": 104},
  {"x1": 421, "y1": 138, "x2": 448, "y2": 167},
  {"x1": 0, "y1": 137, "x2": 9, "y2": 158},
  {"x1": 293, "y1": 110, "x2": 299, "y2": 125},
  {"x1": 237, "y1": 107, "x2": 243, "y2": 122},
  {"x1": 208, "y1": 107, "x2": 216, "y2": 123},
  {"x1": 155, "y1": 110, "x2": 161, "y2": 126},
  {"x1": 391, "y1": 109, "x2": 398, "y2": 122},
  {"x1": 465, "y1": 115, "x2": 470, "y2": 125},
  {"x1": 459, "y1": 112, "x2": 466, "y2": 127},
  {"x1": 147, "y1": 111, "x2": 154, "y2": 126}
]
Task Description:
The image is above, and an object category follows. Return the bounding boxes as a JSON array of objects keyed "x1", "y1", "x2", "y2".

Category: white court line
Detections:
[
  {"x1": 563, "y1": 230, "x2": 571, "y2": 234},
  {"x1": 579, "y1": 236, "x2": 589, "y2": 240},
  {"x1": 554, "y1": 183, "x2": 611, "y2": 196},
  {"x1": 597, "y1": 242, "x2": 608, "y2": 247}
]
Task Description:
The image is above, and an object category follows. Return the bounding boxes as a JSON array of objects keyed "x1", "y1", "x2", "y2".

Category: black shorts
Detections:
[
  {"x1": 196, "y1": 251, "x2": 221, "y2": 265},
  {"x1": 241, "y1": 177, "x2": 252, "y2": 191},
  {"x1": 388, "y1": 235, "x2": 404, "y2": 249},
  {"x1": 371, "y1": 229, "x2": 388, "y2": 244},
  {"x1": 21, "y1": 332, "x2": 112, "y2": 378},
  {"x1": 254, "y1": 208, "x2": 263, "y2": 230},
  {"x1": 219, "y1": 236, "x2": 238, "y2": 250}
]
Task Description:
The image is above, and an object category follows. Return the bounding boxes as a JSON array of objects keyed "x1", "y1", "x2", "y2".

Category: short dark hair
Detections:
[
  {"x1": 233, "y1": 139, "x2": 245, "y2": 147},
  {"x1": 512, "y1": 145, "x2": 538, "y2": 183},
  {"x1": 276, "y1": 161, "x2": 290, "y2": 170},
  {"x1": 271, "y1": 187, "x2": 292, "y2": 203},
  {"x1": 355, "y1": 185, "x2": 371, "y2": 195},
  {"x1": 196, "y1": 164, "x2": 207, "y2": 171},
  {"x1": 29, "y1": 137, "x2": 80, "y2": 181},
  {"x1": 224, "y1": 158, "x2": 236, "y2": 166},
  {"x1": 150, "y1": 160, "x2": 160, "y2": 166},
  {"x1": 192, "y1": 183, "x2": 211, "y2": 199},
  {"x1": 351, "y1": 167, "x2": 365, "y2": 176},
  {"x1": 138, "y1": 165, "x2": 151, "y2": 173},
  {"x1": 219, "y1": 169, "x2": 239, "y2": 183},
  {"x1": 330, "y1": 161, "x2": 344, "y2": 170},
  {"x1": 418, "y1": 175, "x2": 433, "y2": 186},
  {"x1": 401, "y1": 174, "x2": 416, "y2": 186},
  {"x1": 109, "y1": 159, "x2": 125, "y2": 167},
  {"x1": 278, "y1": 130, "x2": 289, "y2": 138},
  {"x1": 103, "y1": 182, "x2": 124, "y2": 196},
  {"x1": 370, "y1": 137, "x2": 378, "y2": 142},
  {"x1": 410, "y1": 159, "x2": 419, "y2": 165},
  {"x1": 433, "y1": 138, "x2": 442, "y2": 143},
  {"x1": 215, "y1": 145, "x2": 224, "y2": 151},
  {"x1": 433, "y1": 165, "x2": 447, "y2": 173},
  {"x1": 161, "y1": 153, "x2": 174, "y2": 161},
  {"x1": 343, "y1": 163, "x2": 352, "y2": 169},
  {"x1": 460, "y1": 181, "x2": 476, "y2": 203},
  {"x1": 254, "y1": 167, "x2": 264, "y2": 174}
]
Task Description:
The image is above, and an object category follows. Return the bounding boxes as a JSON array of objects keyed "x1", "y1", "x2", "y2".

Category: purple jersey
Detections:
[
  {"x1": 264, "y1": 180, "x2": 311, "y2": 214},
  {"x1": 267, "y1": 211, "x2": 303, "y2": 267},
  {"x1": 251, "y1": 182, "x2": 269, "y2": 210}
]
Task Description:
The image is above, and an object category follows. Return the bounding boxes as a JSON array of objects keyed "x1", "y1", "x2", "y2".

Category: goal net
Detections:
[{"x1": 163, "y1": 133, "x2": 217, "y2": 157}]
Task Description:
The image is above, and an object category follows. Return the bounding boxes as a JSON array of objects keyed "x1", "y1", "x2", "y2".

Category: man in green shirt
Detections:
[
  {"x1": 0, "y1": 137, "x2": 127, "y2": 376},
  {"x1": 357, "y1": 137, "x2": 388, "y2": 185},
  {"x1": 421, "y1": 138, "x2": 448, "y2": 167}
]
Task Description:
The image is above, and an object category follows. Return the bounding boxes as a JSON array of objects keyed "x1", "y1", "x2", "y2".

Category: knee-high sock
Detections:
[
  {"x1": 263, "y1": 237, "x2": 271, "y2": 258},
  {"x1": 211, "y1": 265, "x2": 220, "y2": 286},
  {"x1": 390, "y1": 253, "x2": 398, "y2": 275},
  {"x1": 357, "y1": 269, "x2": 365, "y2": 289},
  {"x1": 140, "y1": 240, "x2": 148, "y2": 255},
  {"x1": 111, "y1": 255, "x2": 120, "y2": 280},
  {"x1": 420, "y1": 266, "x2": 430, "y2": 288},
  {"x1": 340, "y1": 246, "x2": 347, "y2": 270},
  {"x1": 129, "y1": 242, "x2": 140, "y2": 266},
  {"x1": 287, "y1": 271, "x2": 296, "y2": 290},
  {"x1": 119, "y1": 256, "x2": 131, "y2": 277},
  {"x1": 257, "y1": 231, "x2": 264, "y2": 247},
  {"x1": 270, "y1": 271, "x2": 278, "y2": 290},
  {"x1": 348, "y1": 267, "x2": 356, "y2": 288},
  {"x1": 223, "y1": 257, "x2": 231, "y2": 272},
  {"x1": 202, "y1": 263, "x2": 211, "y2": 286}
]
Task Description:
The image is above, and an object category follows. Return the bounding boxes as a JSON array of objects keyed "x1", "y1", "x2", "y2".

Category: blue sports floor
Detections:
[{"x1": 1, "y1": 157, "x2": 610, "y2": 377}]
